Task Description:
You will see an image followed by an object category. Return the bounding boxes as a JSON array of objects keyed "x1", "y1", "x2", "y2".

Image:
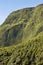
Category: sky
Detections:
[{"x1": 0, "y1": 0, "x2": 43, "y2": 25}]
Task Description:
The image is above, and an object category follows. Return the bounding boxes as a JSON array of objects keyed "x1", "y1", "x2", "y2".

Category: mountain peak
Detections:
[
  {"x1": 0, "y1": 4, "x2": 43, "y2": 65},
  {"x1": 37, "y1": 3, "x2": 43, "y2": 7},
  {"x1": 0, "y1": 4, "x2": 43, "y2": 47}
]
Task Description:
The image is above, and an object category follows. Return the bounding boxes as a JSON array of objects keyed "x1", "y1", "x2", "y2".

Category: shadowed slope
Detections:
[
  {"x1": 0, "y1": 4, "x2": 43, "y2": 65},
  {"x1": 0, "y1": 32, "x2": 43, "y2": 65},
  {"x1": 0, "y1": 4, "x2": 43, "y2": 47}
]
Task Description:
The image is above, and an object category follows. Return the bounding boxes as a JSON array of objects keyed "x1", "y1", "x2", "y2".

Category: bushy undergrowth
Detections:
[
  {"x1": 0, "y1": 4, "x2": 43, "y2": 47},
  {"x1": 0, "y1": 4, "x2": 43, "y2": 65},
  {"x1": 0, "y1": 32, "x2": 43, "y2": 65}
]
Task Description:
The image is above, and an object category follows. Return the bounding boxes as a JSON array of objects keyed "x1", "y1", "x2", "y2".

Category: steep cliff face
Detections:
[
  {"x1": 0, "y1": 31, "x2": 43, "y2": 65},
  {"x1": 0, "y1": 4, "x2": 43, "y2": 65},
  {"x1": 0, "y1": 4, "x2": 43, "y2": 47}
]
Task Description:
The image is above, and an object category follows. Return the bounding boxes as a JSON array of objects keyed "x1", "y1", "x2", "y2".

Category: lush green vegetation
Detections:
[
  {"x1": 0, "y1": 4, "x2": 43, "y2": 47},
  {"x1": 0, "y1": 32, "x2": 43, "y2": 65},
  {"x1": 0, "y1": 4, "x2": 43, "y2": 65}
]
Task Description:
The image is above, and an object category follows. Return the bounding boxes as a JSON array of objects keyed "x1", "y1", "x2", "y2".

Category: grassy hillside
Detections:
[
  {"x1": 0, "y1": 4, "x2": 43, "y2": 65},
  {"x1": 0, "y1": 32, "x2": 43, "y2": 65},
  {"x1": 0, "y1": 4, "x2": 43, "y2": 47},
  {"x1": 0, "y1": 7, "x2": 33, "y2": 47},
  {"x1": 0, "y1": 7, "x2": 34, "y2": 47}
]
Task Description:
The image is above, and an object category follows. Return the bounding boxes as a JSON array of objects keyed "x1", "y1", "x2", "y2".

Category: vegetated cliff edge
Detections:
[{"x1": 0, "y1": 4, "x2": 43, "y2": 65}]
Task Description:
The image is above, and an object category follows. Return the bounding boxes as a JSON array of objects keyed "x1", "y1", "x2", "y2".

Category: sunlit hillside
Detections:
[{"x1": 0, "y1": 4, "x2": 43, "y2": 65}]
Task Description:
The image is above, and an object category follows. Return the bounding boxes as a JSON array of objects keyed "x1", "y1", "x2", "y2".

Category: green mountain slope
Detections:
[
  {"x1": 0, "y1": 31, "x2": 43, "y2": 65},
  {"x1": 0, "y1": 4, "x2": 43, "y2": 47},
  {"x1": 0, "y1": 7, "x2": 34, "y2": 47},
  {"x1": 0, "y1": 4, "x2": 43, "y2": 65}
]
